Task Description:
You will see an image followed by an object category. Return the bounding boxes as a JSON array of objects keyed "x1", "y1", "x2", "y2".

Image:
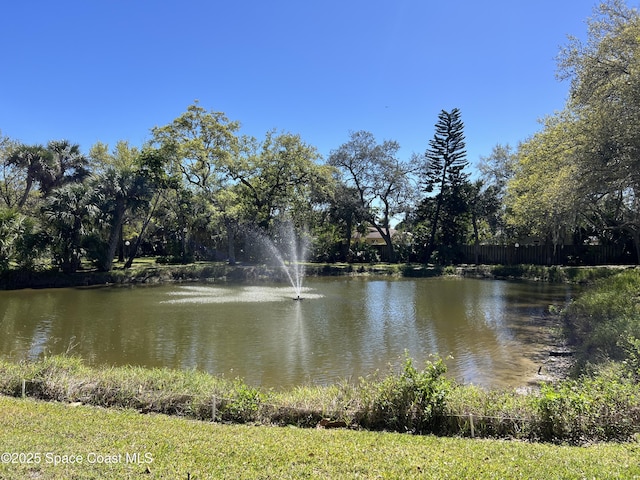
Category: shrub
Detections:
[
  {"x1": 534, "y1": 364, "x2": 640, "y2": 442},
  {"x1": 561, "y1": 269, "x2": 640, "y2": 368},
  {"x1": 357, "y1": 355, "x2": 450, "y2": 433}
]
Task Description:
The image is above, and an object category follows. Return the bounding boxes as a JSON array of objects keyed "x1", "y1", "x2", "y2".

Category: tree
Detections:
[
  {"x1": 42, "y1": 183, "x2": 95, "y2": 273},
  {"x1": 476, "y1": 144, "x2": 517, "y2": 244},
  {"x1": 6, "y1": 144, "x2": 51, "y2": 209},
  {"x1": 326, "y1": 182, "x2": 368, "y2": 261},
  {"x1": 0, "y1": 209, "x2": 26, "y2": 269},
  {"x1": 6, "y1": 140, "x2": 90, "y2": 209},
  {"x1": 556, "y1": 0, "x2": 640, "y2": 261},
  {"x1": 41, "y1": 140, "x2": 90, "y2": 196},
  {"x1": 0, "y1": 132, "x2": 24, "y2": 209},
  {"x1": 151, "y1": 102, "x2": 241, "y2": 194},
  {"x1": 89, "y1": 166, "x2": 152, "y2": 271},
  {"x1": 151, "y1": 102, "x2": 243, "y2": 263},
  {"x1": 328, "y1": 131, "x2": 413, "y2": 262},
  {"x1": 506, "y1": 112, "x2": 583, "y2": 253},
  {"x1": 88, "y1": 141, "x2": 167, "y2": 270},
  {"x1": 421, "y1": 108, "x2": 469, "y2": 261},
  {"x1": 122, "y1": 147, "x2": 176, "y2": 268},
  {"x1": 229, "y1": 130, "x2": 331, "y2": 232}
]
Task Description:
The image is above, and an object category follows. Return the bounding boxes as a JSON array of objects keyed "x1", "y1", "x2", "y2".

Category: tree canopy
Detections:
[{"x1": 2, "y1": 2, "x2": 640, "y2": 272}]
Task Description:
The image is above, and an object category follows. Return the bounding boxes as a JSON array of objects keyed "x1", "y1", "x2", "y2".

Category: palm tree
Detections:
[
  {"x1": 6, "y1": 144, "x2": 51, "y2": 208},
  {"x1": 7, "y1": 140, "x2": 90, "y2": 207},
  {"x1": 92, "y1": 166, "x2": 152, "y2": 271},
  {"x1": 42, "y1": 183, "x2": 95, "y2": 273},
  {"x1": 41, "y1": 140, "x2": 90, "y2": 196}
]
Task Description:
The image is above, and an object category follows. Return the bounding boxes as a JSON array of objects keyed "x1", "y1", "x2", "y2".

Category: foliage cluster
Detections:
[
  {"x1": 3, "y1": 2, "x2": 640, "y2": 274},
  {"x1": 0, "y1": 105, "x2": 518, "y2": 275},
  {"x1": 536, "y1": 364, "x2": 640, "y2": 442},
  {"x1": 503, "y1": 0, "x2": 640, "y2": 263},
  {"x1": 561, "y1": 268, "x2": 640, "y2": 370},
  {"x1": 490, "y1": 264, "x2": 622, "y2": 283},
  {"x1": 2, "y1": 351, "x2": 639, "y2": 444},
  {"x1": 354, "y1": 356, "x2": 450, "y2": 433}
]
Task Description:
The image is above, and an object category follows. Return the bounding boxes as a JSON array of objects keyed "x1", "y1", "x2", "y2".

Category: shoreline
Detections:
[
  {"x1": 0, "y1": 351, "x2": 636, "y2": 444},
  {"x1": 0, "y1": 261, "x2": 629, "y2": 290}
]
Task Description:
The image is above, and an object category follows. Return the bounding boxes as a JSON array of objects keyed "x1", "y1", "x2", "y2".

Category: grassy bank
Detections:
[
  {"x1": 2, "y1": 396, "x2": 639, "y2": 480},
  {"x1": 560, "y1": 268, "x2": 640, "y2": 374},
  {"x1": 0, "y1": 259, "x2": 627, "y2": 290},
  {"x1": 1, "y1": 354, "x2": 639, "y2": 444}
]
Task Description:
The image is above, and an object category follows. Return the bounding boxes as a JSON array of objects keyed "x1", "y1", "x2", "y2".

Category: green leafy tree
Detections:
[
  {"x1": 6, "y1": 140, "x2": 89, "y2": 209},
  {"x1": 151, "y1": 102, "x2": 241, "y2": 193},
  {"x1": 557, "y1": 0, "x2": 640, "y2": 261},
  {"x1": 229, "y1": 130, "x2": 331, "y2": 232},
  {"x1": 0, "y1": 132, "x2": 24, "y2": 209},
  {"x1": 507, "y1": 1, "x2": 640, "y2": 262},
  {"x1": 0, "y1": 209, "x2": 26, "y2": 269},
  {"x1": 328, "y1": 131, "x2": 413, "y2": 263},
  {"x1": 40, "y1": 140, "x2": 90, "y2": 196},
  {"x1": 325, "y1": 182, "x2": 368, "y2": 261},
  {"x1": 506, "y1": 112, "x2": 582, "y2": 252},
  {"x1": 122, "y1": 147, "x2": 177, "y2": 268},
  {"x1": 89, "y1": 166, "x2": 153, "y2": 271},
  {"x1": 6, "y1": 144, "x2": 51, "y2": 209},
  {"x1": 151, "y1": 102, "x2": 243, "y2": 263},
  {"x1": 88, "y1": 142, "x2": 163, "y2": 270},
  {"x1": 477, "y1": 144, "x2": 517, "y2": 243}
]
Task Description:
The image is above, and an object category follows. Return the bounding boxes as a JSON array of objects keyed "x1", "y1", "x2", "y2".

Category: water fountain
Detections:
[{"x1": 258, "y1": 225, "x2": 307, "y2": 300}]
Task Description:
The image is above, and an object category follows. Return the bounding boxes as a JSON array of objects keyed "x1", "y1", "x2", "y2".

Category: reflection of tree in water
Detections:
[{"x1": 0, "y1": 279, "x2": 574, "y2": 389}]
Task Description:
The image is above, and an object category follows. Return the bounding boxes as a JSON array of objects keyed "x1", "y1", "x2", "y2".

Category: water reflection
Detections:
[{"x1": 0, "y1": 278, "x2": 572, "y2": 389}]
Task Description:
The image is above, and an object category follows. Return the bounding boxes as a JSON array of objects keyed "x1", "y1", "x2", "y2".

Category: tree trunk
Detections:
[
  {"x1": 100, "y1": 203, "x2": 126, "y2": 272},
  {"x1": 117, "y1": 223, "x2": 125, "y2": 262},
  {"x1": 17, "y1": 176, "x2": 33, "y2": 209},
  {"x1": 342, "y1": 215, "x2": 353, "y2": 262},
  {"x1": 373, "y1": 224, "x2": 396, "y2": 263},
  {"x1": 630, "y1": 229, "x2": 640, "y2": 265},
  {"x1": 471, "y1": 210, "x2": 480, "y2": 265},
  {"x1": 426, "y1": 194, "x2": 444, "y2": 263},
  {"x1": 226, "y1": 220, "x2": 236, "y2": 266},
  {"x1": 125, "y1": 193, "x2": 161, "y2": 269}
]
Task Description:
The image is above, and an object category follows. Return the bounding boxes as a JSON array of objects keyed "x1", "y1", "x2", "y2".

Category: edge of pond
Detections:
[{"x1": 0, "y1": 262, "x2": 632, "y2": 290}]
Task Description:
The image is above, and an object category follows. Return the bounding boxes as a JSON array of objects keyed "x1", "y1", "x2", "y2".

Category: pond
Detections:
[{"x1": 0, "y1": 276, "x2": 572, "y2": 389}]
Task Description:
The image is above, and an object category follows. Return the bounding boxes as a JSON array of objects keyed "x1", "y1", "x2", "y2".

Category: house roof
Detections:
[{"x1": 353, "y1": 227, "x2": 397, "y2": 245}]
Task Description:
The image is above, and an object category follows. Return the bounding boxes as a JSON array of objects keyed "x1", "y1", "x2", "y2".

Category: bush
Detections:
[
  {"x1": 357, "y1": 355, "x2": 450, "y2": 433},
  {"x1": 534, "y1": 364, "x2": 640, "y2": 442},
  {"x1": 561, "y1": 269, "x2": 640, "y2": 368}
]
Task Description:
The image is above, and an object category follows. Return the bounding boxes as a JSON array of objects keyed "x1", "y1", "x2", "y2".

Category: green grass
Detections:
[{"x1": 1, "y1": 396, "x2": 639, "y2": 480}]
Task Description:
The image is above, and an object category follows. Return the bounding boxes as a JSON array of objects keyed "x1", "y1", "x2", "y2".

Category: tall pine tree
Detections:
[{"x1": 423, "y1": 108, "x2": 469, "y2": 261}]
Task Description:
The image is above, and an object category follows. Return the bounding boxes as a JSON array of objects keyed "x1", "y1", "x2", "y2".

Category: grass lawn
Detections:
[{"x1": 0, "y1": 396, "x2": 638, "y2": 479}]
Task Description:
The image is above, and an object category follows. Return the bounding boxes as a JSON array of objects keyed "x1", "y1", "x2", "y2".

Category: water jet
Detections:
[{"x1": 257, "y1": 224, "x2": 307, "y2": 300}]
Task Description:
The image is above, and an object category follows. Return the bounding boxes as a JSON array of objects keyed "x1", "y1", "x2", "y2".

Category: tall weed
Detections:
[
  {"x1": 561, "y1": 269, "x2": 640, "y2": 368},
  {"x1": 356, "y1": 355, "x2": 450, "y2": 433}
]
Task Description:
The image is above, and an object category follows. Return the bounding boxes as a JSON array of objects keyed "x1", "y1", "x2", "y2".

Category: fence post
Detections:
[
  {"x1": 469, "y1": 414, "x2": 475, "y2": 438},
  {"x1": 212, "y1": 396, "x2": 217, "y2": 422}
]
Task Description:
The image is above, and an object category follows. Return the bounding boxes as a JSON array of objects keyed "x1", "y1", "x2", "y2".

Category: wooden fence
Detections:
[{"x1": 458, "y1": 244, "x2": 637, "y2": 266}]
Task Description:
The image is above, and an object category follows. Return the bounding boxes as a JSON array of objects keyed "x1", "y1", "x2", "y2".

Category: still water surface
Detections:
[{"x1": 0, "y1": 277, "x2": 572, "y2": 389}]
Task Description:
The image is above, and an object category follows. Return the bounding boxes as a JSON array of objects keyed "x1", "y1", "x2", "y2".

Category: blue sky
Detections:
[{"x1": 1, "y1": 1, "x2": 598, "y2": 168}]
